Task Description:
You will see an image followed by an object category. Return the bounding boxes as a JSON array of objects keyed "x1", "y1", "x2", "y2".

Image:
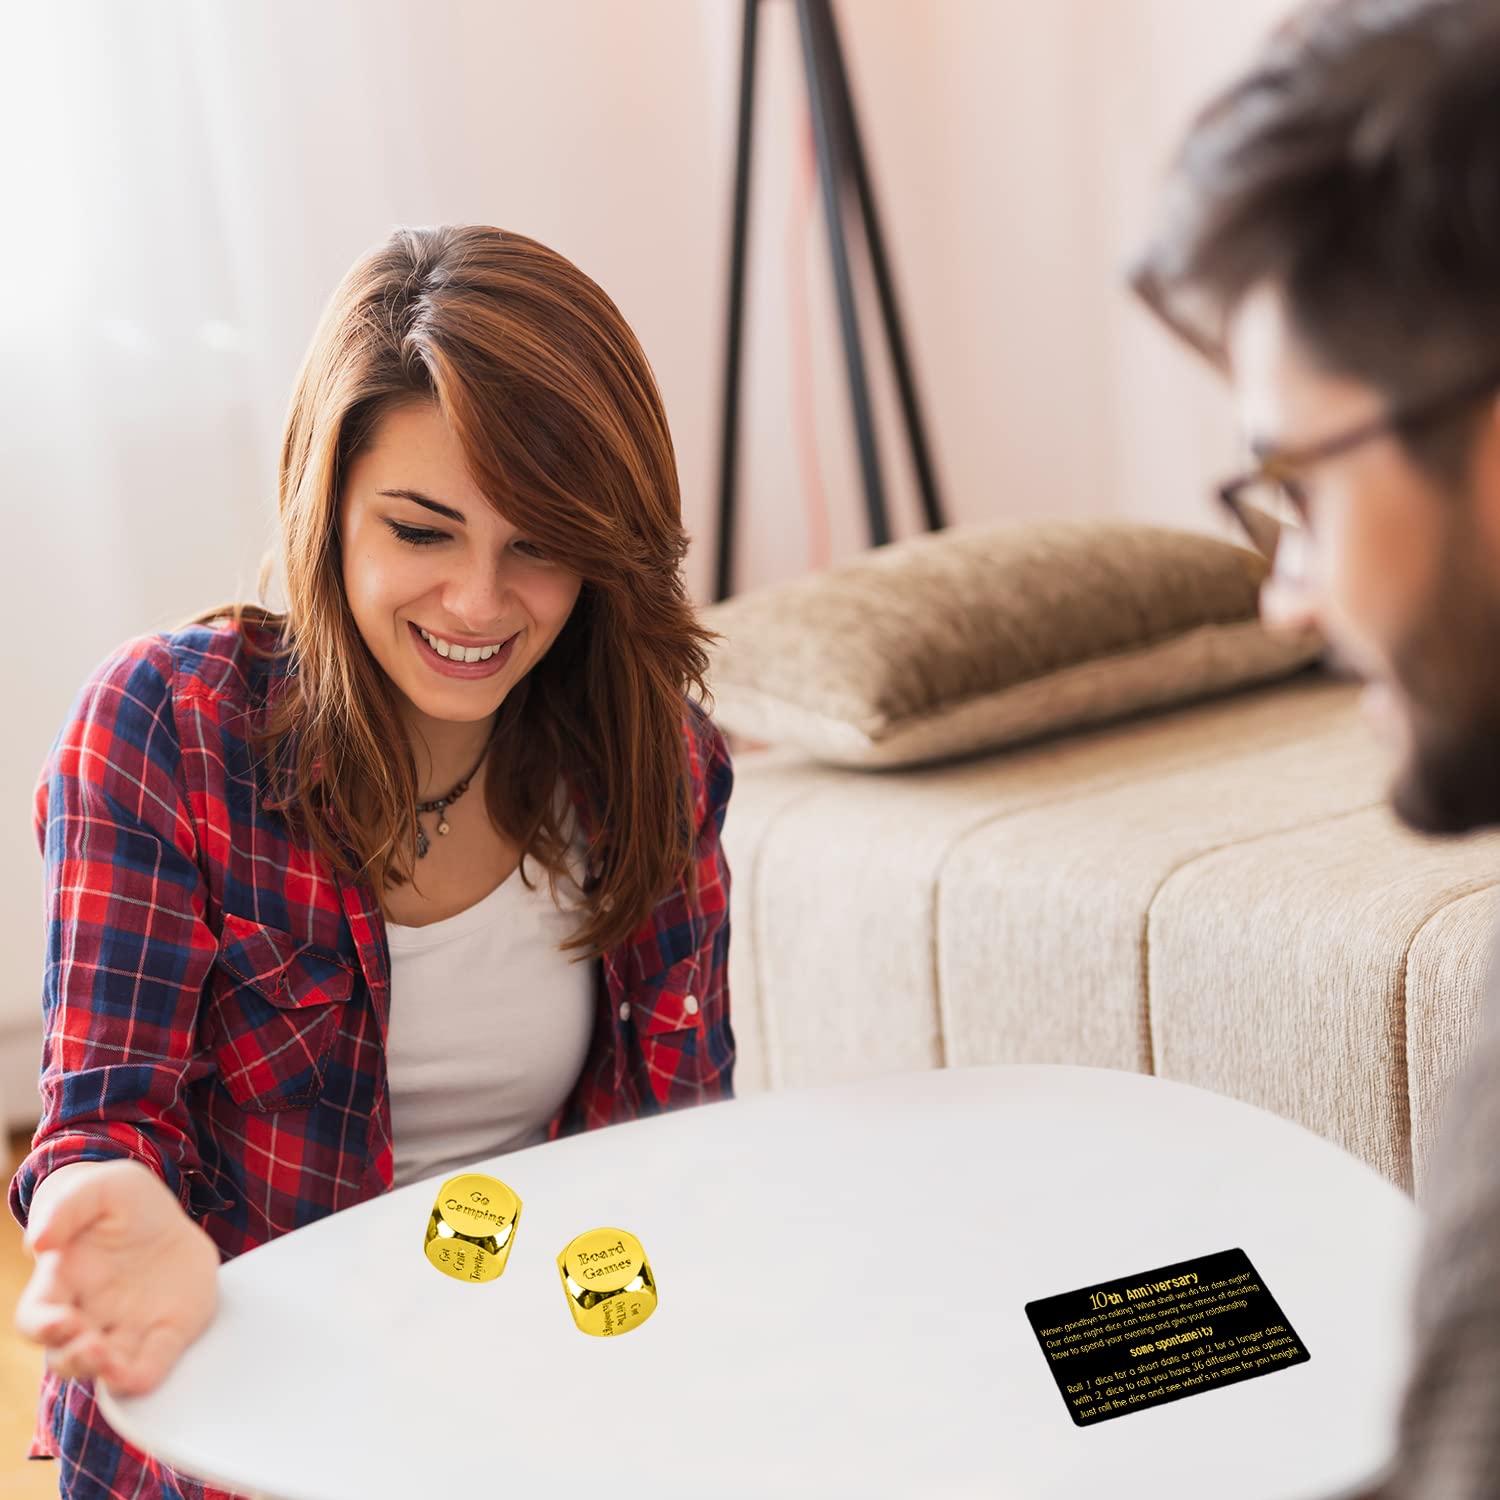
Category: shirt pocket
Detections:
[
  {"x1": 207, "y1": 912, "x2": 354, "y2": 1113},
  {"x1": 634, "y1": 951, "x2": 706, "y2": 1035},
  {"x1": 630, "y1": 953, "x2": 707, "y2": 1108}
]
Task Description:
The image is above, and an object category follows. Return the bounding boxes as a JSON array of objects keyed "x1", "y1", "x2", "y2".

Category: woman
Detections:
[{"x1": 10, "y1": 224, "x2": 733, "y2": 1500}]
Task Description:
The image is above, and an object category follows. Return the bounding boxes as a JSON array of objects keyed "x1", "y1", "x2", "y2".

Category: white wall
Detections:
[{"x1": 0, "y1": 0, "x2": 1294, "y2": 1129}]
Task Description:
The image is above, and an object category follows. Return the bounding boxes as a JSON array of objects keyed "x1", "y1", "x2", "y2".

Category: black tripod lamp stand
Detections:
[{"x1": 713, "y1": 0, "x2": 948, "y2": 602}]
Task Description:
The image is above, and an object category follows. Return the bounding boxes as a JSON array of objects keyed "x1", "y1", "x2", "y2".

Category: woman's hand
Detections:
[{"x1": 13, "y1": 1158, "x2": 220, "y2": 1395}]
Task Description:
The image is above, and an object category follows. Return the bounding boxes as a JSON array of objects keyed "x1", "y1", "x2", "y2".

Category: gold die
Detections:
[
  {"x1": 423, "y1": 1173, "x2": 521, "y2": 1284},
  {"x1": 557, "y1": 1227, "x2": 657, "y2": 1337}
]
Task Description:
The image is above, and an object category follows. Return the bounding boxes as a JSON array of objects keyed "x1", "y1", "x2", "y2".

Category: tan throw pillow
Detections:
[{"x1": 699, "y1": 520, "x2": 1323, "y2": 769}]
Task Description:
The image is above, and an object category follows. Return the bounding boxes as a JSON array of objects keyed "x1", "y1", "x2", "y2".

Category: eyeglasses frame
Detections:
[{"x1": 1216, "y1": 365, "x2": 1500, "y2": 560}]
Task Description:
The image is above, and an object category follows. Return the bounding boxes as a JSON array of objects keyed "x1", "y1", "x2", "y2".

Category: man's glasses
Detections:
[{"x1": 1217, "y1": 364, "x2": 1500, "y2": 571}]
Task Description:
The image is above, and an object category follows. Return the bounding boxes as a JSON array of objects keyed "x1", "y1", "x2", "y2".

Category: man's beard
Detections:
[
  {"x1": 1383, "y1": 532, "x2": 1500, "y2": 837},
  {"x1": 1391, "y1": 699, "x2": 1500, "y2": 835}
]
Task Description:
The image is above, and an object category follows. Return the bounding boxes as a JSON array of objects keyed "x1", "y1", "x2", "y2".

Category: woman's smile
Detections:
[{"x1": 408, "y1": 619, "x2": 520, "y2": 679}]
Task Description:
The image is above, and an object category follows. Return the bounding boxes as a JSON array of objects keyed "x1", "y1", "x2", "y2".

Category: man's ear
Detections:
[{"x1": 1470, "y1": 394, "x2": 1500, "y2": 578}]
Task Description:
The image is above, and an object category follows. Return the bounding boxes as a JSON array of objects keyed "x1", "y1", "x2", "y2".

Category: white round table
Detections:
[{"x1": 97, "y1": 1065, "x2": 1419, "y2": 1499}]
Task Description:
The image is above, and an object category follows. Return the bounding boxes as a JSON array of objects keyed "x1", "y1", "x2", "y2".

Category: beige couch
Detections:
[{"x1": 721, "y1": 668, "x2": 1500, "y2": 1204}]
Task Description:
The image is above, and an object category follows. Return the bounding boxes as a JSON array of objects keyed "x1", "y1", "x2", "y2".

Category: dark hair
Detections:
[
  {"x1": 1130, "y1": 0, "x2": 1500, "y2": 480},
  {"x1": 192, "y1": 224, "x2": 714, "y2": 958}
]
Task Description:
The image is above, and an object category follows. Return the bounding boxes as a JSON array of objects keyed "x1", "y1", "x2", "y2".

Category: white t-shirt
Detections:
[{"x1": 385, "y1": 850, "x2": 595, "y2": 1191}]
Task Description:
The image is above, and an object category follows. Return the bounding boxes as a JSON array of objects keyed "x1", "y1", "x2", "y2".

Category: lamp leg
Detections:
[
  {"x1": 796, "y1": 0, "x2": 892, "y2": 551},
  {"x1": 714, "y1": 0, "x2": 761, "y2": 603},
  {"x1": 809, "y1": 0, "x2": 946, "y2": 533}
]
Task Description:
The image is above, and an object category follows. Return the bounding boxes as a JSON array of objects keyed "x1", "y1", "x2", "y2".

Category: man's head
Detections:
[{"x1": 1131, "y1": 0, "x2": 1500, "y2": 834}]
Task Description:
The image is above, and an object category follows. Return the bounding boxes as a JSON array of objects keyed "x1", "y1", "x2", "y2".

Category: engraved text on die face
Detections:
[
  {"x1": 583, "y1": 1258, "x2": 632, "y2": 1279},
  {"x1": 578, "y1": 1240, "x2": 626, "y2": 1262},
  {"x1": 447, "y1": 1196, "x2": 511, "y2": 1228}
]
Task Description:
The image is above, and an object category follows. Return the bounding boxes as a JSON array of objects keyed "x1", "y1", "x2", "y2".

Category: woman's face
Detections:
[{"x1": 338, "y1": 399, "x2": 583, "y2": 731}]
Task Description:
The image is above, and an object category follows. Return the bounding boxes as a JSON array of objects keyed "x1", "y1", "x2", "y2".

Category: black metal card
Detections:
[{"x1": 1024, "y1": 1246, "x2": 1310, "y2": 1426}]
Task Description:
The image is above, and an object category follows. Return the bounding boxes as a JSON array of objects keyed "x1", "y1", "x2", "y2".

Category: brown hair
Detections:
[
  {"x1": 1129, "y1": 0, "x2": 1500, "y2": 481},
  {"x1": 195, "y1": 224, "x2": 713, "y2": 957}
]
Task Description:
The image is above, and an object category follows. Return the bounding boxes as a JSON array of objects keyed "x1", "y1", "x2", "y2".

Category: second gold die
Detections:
[
  {"x1": 556, "y1": 1227, "x2": 657, "y2": 1336},
  {"x1": 423, "y1": 1172, "x2": 521, "y2": 1284}
]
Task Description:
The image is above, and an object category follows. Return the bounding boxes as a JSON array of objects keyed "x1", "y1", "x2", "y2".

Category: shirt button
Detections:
[
  {"x1": 683, "y1": 994, "x2": 700, "y2": 1015},
  {"x1": 618, "y1": 1002, "x2": 631, "y2": 1022}
]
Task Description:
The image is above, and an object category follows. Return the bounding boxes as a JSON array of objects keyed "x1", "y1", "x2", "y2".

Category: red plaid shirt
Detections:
[{"x1": 9, "y1": 620, "x2": 734, "y2": 1498}]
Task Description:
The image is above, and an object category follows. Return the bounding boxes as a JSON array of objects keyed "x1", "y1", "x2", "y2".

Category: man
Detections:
[{"x1": 1131, "y1": 0, "x2": 1500, "y2": 1492}]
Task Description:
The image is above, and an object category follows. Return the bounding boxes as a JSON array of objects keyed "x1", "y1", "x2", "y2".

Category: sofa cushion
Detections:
[
  {"x1": 720, "y1": 673, "x2": 1500, "y2": 1199},
  {"x1": 701, "y1": 520, "x2": 1323, "y2": 768}
]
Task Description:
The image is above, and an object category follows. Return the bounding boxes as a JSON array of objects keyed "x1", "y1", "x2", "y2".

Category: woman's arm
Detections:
[{"x1": 8, "y1": 635, "x2": 219, "y2": 1231}]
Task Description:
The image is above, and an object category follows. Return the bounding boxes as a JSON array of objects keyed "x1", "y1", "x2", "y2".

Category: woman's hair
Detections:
[
  {"x1": 1128, "y1": 0, "x2": 1500, "y2": 483},
  {"x1": 195, "y1": 224, "x2": 713, "y2": 957}
]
